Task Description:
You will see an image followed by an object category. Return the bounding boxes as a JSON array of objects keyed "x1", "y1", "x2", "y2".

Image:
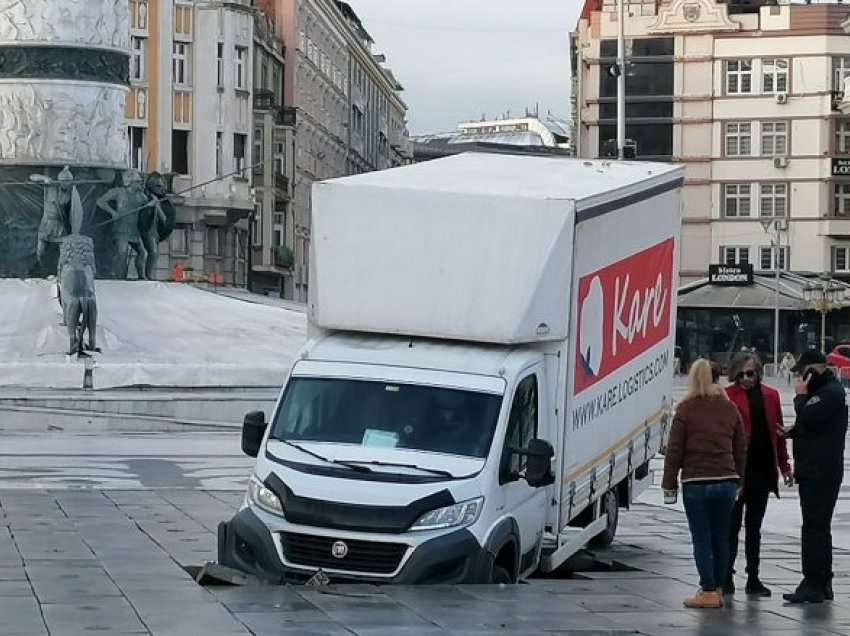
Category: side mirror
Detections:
[
  {"x1": 523, "y1": 439, "x2": 555, "y2": 488},
  {"x1": 242, "y1": 411, "x2": 268, "y2": 458}
]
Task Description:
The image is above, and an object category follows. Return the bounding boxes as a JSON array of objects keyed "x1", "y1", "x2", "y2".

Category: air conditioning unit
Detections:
[
  {"x1": 774, "y1": 156, "x2": 789, "y2": 169},
  {"x1": 775, "y1": 92, "x2": 789, "y2": 105}
]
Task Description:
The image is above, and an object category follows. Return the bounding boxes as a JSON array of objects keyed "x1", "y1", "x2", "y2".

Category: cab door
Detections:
[{"x1": 496, "y1": 364, "x2": 549, "y2": 574}]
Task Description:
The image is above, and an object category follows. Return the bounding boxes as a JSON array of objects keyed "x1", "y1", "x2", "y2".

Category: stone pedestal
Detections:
[{"x1": 0, "y1": 1, "x2": 130, "y2": 277}]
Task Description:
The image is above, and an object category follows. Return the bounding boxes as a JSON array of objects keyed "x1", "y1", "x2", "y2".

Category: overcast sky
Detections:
[{"x1": 351, "y1": 1, "x2": 582, "y2": 135}]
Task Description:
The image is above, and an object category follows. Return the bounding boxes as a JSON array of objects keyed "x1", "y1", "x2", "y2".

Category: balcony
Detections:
[
  {"x1": 174, "y1": 174, "x2": 253, "y2": 218},
  {"x1": 276, "y1": 106, "x2": 296, "y2": 127},
  {"x1": 275, "y1": 173, "x2": 290, "y2": 195},
  {"x1": 254, "y1": 89, "x2": 276, "y2": 111},
  {"x1": 822, "y1": 217, "x2": 850, "y2": 237},
  {"x1": 273, "y1": 246, "x2": 294, "y2": 270}
]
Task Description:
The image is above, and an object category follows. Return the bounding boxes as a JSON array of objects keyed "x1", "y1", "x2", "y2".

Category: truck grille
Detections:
[{"x1": 279, "y1": 532, "x2": 407, "y2": 575}]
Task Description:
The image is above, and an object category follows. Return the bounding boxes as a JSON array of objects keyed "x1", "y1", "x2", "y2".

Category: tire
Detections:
[
  {"x1": 490, "y1": 564, "x2": 513, "y2": 584},
  {"x1": 589, "y1": 489, "x2": 619, "y2": 549}
]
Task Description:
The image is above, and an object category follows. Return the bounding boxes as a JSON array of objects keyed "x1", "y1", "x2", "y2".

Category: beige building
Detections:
[
  {"x1": 572, "y1": 0, "x2": 850, "y2": 284},
  {"x1": 126, "y1": 0, "x2": 256, "y2": 284}
]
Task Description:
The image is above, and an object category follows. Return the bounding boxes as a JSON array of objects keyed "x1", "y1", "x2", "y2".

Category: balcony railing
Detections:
[
  {"x1": 276, "y1": 106, "x2": 297, "y2": 127},
  {"x1": 254, "y1": 89, "x2": 276, "y2": 111},
  {"x1": 840, "y1": 78, "x2": 850, "y2": 114},
  {"x1": 275, "y1": 173, "x2": 289, "y2": 194}
]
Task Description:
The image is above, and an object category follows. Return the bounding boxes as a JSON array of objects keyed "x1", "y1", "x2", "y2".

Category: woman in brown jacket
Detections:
[{"x1": 662, "y1": 359, "x2": 747, "y2": 609}]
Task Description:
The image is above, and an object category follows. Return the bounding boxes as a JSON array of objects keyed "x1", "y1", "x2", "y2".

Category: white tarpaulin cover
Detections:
[
  {"x1": 311, "y1": 153, "x2": 682, "y2": 344},
  {"x1": 0, "y1": 280, "x2": 307, "y2": 389}
]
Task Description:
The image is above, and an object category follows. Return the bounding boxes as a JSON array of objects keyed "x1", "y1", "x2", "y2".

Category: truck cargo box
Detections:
[{"x1": 310, "y1": 153, "x2": 683, "y2": 344}]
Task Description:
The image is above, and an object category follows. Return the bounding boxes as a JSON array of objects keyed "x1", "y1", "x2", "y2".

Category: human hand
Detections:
[
  {"x1": 663, "y1": 489, "x2": 677, "y2": 505},
  {"x1": 783, "y1": 472, "x2": 794, "y2": 487}
]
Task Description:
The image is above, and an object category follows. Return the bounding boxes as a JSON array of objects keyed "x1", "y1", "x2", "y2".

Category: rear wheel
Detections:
[{"x1": 589, "y1": 489, "x2": 619, "y2": 549}]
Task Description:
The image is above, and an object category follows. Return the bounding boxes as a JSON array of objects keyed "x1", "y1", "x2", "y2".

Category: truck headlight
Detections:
[
  {"x1": 248, "y1": 475, "x2": 284, "y2": 517},
  {"x1": 409, "y1": 497, "x2": 483, "y2": 531}
]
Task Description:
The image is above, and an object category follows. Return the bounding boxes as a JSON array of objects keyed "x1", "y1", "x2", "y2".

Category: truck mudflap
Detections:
[{"x1": 218, "y1": 507, "x2": 494, "y2": 584}]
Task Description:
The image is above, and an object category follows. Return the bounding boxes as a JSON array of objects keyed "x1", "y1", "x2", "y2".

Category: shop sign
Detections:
[
  {"x1": 832, "y1": 158, "x2": 850, "y2": 177},
  {"x1": 708, "y1": 264, "x2": 753, "y2": 286}
]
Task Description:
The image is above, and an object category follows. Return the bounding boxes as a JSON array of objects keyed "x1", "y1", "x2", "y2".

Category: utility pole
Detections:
[
  {"x1": 617, "y1": 0, "x2": 626, "y2": 160},
  {"x1": 762, "y1": 218, "x2": 785, "y2": 375}
]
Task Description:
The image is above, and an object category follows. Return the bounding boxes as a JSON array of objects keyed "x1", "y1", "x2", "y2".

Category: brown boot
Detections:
[{"x1": 684, "y1": 589, "x2": 723, "y2": 609}]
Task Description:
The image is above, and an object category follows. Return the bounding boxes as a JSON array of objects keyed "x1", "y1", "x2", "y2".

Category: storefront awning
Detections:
[{"x1": 678, "y1": 272, "x2": 850, "y2": 311}]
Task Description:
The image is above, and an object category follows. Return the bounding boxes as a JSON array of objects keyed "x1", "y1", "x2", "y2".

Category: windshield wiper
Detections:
[
  {"x1": 343, "y1": 460, "x2": 455, "y2": 479},
  {"x1": 273, "y1": 438, "x2": 373, "y2": 473}
]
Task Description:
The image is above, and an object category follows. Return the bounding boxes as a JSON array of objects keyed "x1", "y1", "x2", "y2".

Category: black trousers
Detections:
[
  {"x1": 728, "y1": 477, "x2": 771, "y2": 579},
  {"x1": 799, "y1": 473, "x2": 842, "y2": 589}
]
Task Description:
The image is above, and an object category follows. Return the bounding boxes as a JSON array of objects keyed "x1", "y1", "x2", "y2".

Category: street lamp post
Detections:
[
  {"x1": 802, "y1": 276, "x2": 846, "y2": 352},
  {"x1": 761, "y1": 218, "x2": 786, "y2": 375},
  {"x1": 616, "y1": 0, "x2": 626, "y2": 160}
]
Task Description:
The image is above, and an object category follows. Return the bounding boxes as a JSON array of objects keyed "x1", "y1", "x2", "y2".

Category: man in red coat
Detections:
[{"x1": 724, "y1": 353, "x2": 793, "y2": 597}]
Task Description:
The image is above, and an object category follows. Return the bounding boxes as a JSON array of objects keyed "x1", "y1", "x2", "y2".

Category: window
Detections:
[
  {"x1": 253, "y1": 127, "x2": 263, "y2": 167},
  {"x1": 835, "y1": 120, "x2": 850, "y2": 155},
  {"x1": 760, "y1": 183, "x2": 787, "y2": 217},
  {"x1": 131, "y1": 37, "x2": 146, "y2": 81},
  {"x1": 759, "y1": 246, "x2": 788, "y2": 271},
  {"x1": 500, "y1": 374, "x2": 538, "y2": 483},
  {"x1": 216, "y1": 43, "x2": 223, "y2": 87},
  {"x1": 721, "y1": 247, "x2": 750, "y2": 266},
  {"x1": 172, "y1": 129, "x2": 189, "y2": 175},
  {"x1": 274, "y1": 142, "x2": 285, "y2": 175},
  {"x1": 261, "y1": 61, "x2": 269, "y2": 91},
  {"x1": 235, "y1": 46, "x2": 247, "y2": 90},
  {"x1": 273, "y1": 212, "x2": 285, "y2": 247},
  {"x1": 215, "y1": 132, "x2": 222, "y2": 177},
  {"x1": 835, "y1": 183, "x2": 850, "y2": 217},
  {"x1": 833, "y1": 56, "x2": 850, "y2": 93},
  {"x1": 725, "y1": 122, "x2": 752, "y2": 156},
  {"x1": 171, "y1": 225, "x2": 190, "y2": 255},
  {"x1": 834, "y1": 246, "x2": 850, "y2": 272},
  {"x1": 128, "y1": 126, "x2": 146, "y2": 171},
  {"x1": 206, "y1": 227, "x2": 222, "y2": 257},
  {"x1": 762, "y1": 58, "x2": 788, "y2": 94},
  {"x1": 234, "y1": 133, "x2": 246, "y2": 177},
  {"x1": 761, "y1": 122, "x2": 787, "y2": 156},
  {"x1": 252, "y1": 202, "x2": 262, "y2": 246},
  {"x1": 172, "y1": 42, "x2": 189, "y2": 86},
  {"x1": 722, "y1": 183, "x2": 751, "y2": 218},
  {"x1": 726, "y1": 59, "x2": 753, "y2": 95}
]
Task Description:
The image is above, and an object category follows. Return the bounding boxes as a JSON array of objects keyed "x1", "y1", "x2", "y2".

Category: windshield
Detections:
[{"x1": 271, "y1": 378, "x2": 502, "y2": 459}]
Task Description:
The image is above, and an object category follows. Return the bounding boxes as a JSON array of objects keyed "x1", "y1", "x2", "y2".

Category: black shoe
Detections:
[
  {"x1": 745, "y1": 577, "x2": 771, "y2": 598},
  {"x1": 824, "y1": 584, "x2": 834, "y2": 601},
  {"x1": 722, "y1": 580, "x2": 735, "y2": 595},
  {"x1": 783, "y1": 587, "x2": 825, "y2": 604}
]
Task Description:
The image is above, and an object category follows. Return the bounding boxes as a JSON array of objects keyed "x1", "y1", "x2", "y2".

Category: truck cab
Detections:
[{"x1": 220, "y1": 333, "x2": 558, "y2": 584}]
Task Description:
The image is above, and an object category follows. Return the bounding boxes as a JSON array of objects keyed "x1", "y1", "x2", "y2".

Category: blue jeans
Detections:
[{"x1": 683, "y1": 480, "x2": 738, "y2": 591}]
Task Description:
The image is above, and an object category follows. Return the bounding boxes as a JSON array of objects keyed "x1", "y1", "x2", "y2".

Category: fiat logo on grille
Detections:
[{"x1": 331, "y1": 541, "x2": 349, "y2": 559}]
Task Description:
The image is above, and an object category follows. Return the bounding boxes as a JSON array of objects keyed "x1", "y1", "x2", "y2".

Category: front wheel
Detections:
[
  {"x1": 490, "y1": 564, "x2": 512, "y2": 584},
  {"x1": 589, "y1": 489, "x2": 619, "y2": 549}
]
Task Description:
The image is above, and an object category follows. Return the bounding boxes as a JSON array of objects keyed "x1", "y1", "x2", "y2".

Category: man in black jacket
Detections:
[{"x1": 783, "y1": 350, "x2": 848, "y2": 604}]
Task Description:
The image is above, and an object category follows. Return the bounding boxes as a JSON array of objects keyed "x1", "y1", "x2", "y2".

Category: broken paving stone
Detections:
[{"x1": 192, "y1": 562, "x2": 267, "y2": 587}]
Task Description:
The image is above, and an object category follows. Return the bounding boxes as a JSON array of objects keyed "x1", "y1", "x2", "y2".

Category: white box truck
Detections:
[{"x1": 219, "y1": 153, "x2": 684, "y2": 584}]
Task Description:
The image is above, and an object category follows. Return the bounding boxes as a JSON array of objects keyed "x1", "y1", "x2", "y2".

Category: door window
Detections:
[{"x1": 500, "y1": 374, "x2": 538, "y2": 483}]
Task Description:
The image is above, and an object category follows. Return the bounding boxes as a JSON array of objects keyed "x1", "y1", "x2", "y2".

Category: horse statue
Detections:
[{"x1": 57, "y1": 182, "x2": 98, "y2": 356}]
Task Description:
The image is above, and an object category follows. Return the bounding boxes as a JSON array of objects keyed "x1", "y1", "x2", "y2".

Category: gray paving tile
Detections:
[
  {"x1": 234, "y1": 614, "x2": 350, "y2": 636},
  {"x1": 41, "y1": 598, "x2": 146, "y2": 634}
]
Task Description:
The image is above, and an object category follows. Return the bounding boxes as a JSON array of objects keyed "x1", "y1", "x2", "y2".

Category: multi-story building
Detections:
[
  {"x1": 126, "y1": 0, "x2": 255, "y2": 284},
  {"x1": 572, "y1": 0, "x2": 850, "y2": 285},
  {"x1": 250, "y1": 8, "x2": 297, "y2": 297},
  {"x1": 260, "y1": 0, "x2": 412, "y2": 302}
]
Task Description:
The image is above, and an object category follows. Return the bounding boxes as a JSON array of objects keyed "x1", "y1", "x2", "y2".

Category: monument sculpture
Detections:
[
  {"x1": 139, "y1": 172, "x2": 175, "y2": 280},
  {"x1": 97, "y1": 170, "x2": 157, "y2": 280},
  {"x1": 34, "y1": 166, "x2": 72, "y2": 266},
  {"x1": 0, "y1": 0, "x2": 130, "y2": 278},
  {"x1": 56, "y1": 169, "x2": 98, "y2": 356}
]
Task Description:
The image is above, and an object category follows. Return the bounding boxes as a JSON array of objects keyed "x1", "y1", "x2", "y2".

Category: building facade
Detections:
[
  {"x1": 572, "y1": 0, "x2": 850, "y2": 285},
  {"x1": 250, "y1": 8, "x2": 297, "y2": 297},
  {"x1": 263, "y1": 0, "x2": 412, "y2": 302},
  {"x1": 126, "y1": 0, "x2": 255, "y2": 284}
]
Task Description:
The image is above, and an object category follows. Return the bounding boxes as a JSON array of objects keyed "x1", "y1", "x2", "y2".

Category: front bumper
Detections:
[{"x1": 218, "y1": 507, "x2": 493, "y2": 584}]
